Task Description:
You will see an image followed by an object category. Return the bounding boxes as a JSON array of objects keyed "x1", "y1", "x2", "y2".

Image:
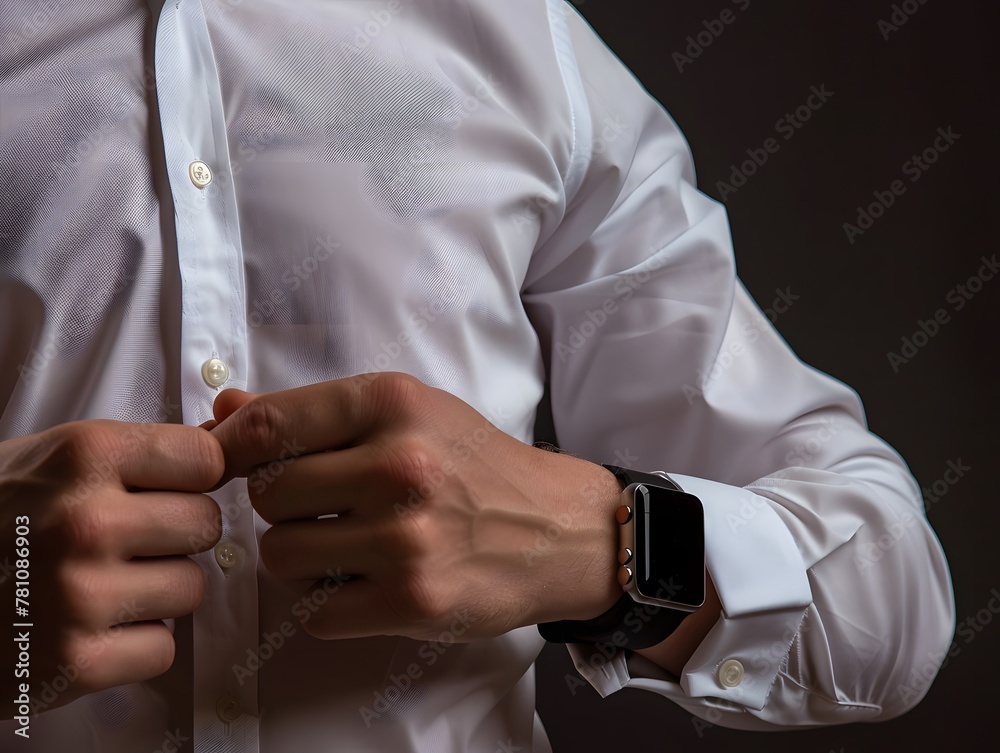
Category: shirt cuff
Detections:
[{"x1": 567, "y1": 474, "x2": 812, "y2": 710}]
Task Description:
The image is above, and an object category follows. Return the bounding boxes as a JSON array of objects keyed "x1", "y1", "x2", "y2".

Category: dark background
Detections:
[{"x1": 536, "y1": 1, "x2": 998, "y2": 750}]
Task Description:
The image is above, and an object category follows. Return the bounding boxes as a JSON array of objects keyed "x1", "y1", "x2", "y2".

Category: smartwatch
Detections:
[
  {"x1": 609, "y1": 465, "x2": 706, "y2": 611},
  {"x1": 537, "y1": 464, "x2": 705, "y2": 649}
]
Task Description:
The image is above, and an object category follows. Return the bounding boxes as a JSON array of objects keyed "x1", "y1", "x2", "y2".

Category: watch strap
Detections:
[{"x1": 537, "y1": 592, "x2": 687, "y2": 649}]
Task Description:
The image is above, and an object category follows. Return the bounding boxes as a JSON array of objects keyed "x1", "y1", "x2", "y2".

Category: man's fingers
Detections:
[
  {"x1": 211, "y1": 374, "x2": 412, "y2": 478},
  {"x1": 116, "y1": 558, "x2": 208, "y2": 621},
  {"x1": 63, "y1": 490, "x2": 221, "y2": 558},
  {"x1": 64, "y1": 559, "x2": 207, "y2": 629},
  {"x1": 118, "y1": 491, "x2": 222, "y2": 557},
  {"x1": 67, "y1": 621, "x2": 176, "y2": 694},
  {"x1": 212, "y1": 388, "x2": 257, "y2": 424},
  {"x1": 293, "y1": 577, "x2": 401, "y2": 640},
  {"x1": 97, "y1": 422, "x2": 225, "y2": 492},
  {"x1": 249, "y1": 444, "x2": 400, "y2": 524},
  {"x1": 260, "y1": 517, "x2": 389, "y2": 581}
]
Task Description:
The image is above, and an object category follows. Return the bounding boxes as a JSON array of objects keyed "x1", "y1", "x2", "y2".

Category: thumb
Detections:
[{"x1": 213, "y1": 388, "x2": 258, "y2": 423}]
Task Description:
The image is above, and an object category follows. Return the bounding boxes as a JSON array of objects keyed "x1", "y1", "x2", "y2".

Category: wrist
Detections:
[
  {"x1": 572, "y1": 461, "x2": 628, "y2": 621},
  {"x1": 527, "y1": 444, "x2": 623, "y2": 624},
  {"x1": 535, "y1": 460, "x2": 708, "y2": 650}
]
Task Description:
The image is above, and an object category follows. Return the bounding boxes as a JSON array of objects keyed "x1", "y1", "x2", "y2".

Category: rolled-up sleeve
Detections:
[{"x1": 523, "y1": 1, "x2": 955, "y2": 729}]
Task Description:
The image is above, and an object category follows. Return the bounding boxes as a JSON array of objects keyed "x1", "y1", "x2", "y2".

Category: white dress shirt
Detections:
[{"x1": 0, "y1": 0, "x2": 954, "y2": 751}]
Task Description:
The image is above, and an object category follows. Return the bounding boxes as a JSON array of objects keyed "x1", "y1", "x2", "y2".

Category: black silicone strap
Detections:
[{"x1": 536, "y1": 592, "x2": 687, "y2": 649}]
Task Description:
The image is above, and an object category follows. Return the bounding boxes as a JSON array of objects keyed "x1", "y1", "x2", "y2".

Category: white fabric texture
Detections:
[{"x1": 0, "y1": 0, "x2": 953, "y2": 750}]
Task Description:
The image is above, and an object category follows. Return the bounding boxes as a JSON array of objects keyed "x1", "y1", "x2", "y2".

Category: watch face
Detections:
[{"x1": 633, "y1": 485, "x2": 705, "y2": 608}]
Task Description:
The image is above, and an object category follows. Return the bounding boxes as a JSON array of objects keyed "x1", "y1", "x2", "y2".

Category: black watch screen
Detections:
[{"x1": 633, "y1": 484, "x2": 706, "y2": 609}]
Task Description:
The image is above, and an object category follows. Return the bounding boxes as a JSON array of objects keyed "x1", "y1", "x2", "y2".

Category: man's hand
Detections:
[
  {"x1": 211, "y1": 373, "x2": 623, "y2": 642},
  {"x1": 0, "y1": 421, "x2": 224, "y2": 717}
]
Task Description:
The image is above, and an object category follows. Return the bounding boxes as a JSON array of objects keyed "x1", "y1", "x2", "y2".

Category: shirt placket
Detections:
[{"x1": 153, "y1": 1, "x2": 258, "y2": 751}]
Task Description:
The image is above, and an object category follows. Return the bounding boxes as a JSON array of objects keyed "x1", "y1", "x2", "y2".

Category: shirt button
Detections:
[
  {"x1": 189, "y1": 160, "x2": 213, "y2": 188},
  {"x1": 201, "y1": 358, "x2": 229, "y2": 388},
  {"x1": 216, "y1": 694, "x2": 242, "y2": 724},
  {"x1": 214, "y1": 540, "x2": 241, "y2": 570},
  {"x1": 718, "y1": 659, "x2": 745, "y2": 688}
]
